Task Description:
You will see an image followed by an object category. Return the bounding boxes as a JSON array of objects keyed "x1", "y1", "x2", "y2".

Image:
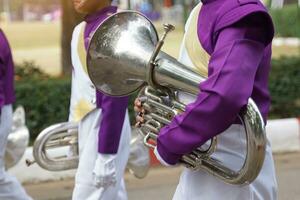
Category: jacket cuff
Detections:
[{"x1": 157, "y1": 139, "x2": 182, "y2": 165}]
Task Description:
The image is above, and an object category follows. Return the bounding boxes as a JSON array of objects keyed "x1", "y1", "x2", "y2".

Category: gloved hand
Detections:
[
  {"x1": 127, "y1": 132, "x2": 150, "y2": 179},
  {"x1": 92, "y1": 154, "x2": 117, "y2": 189}
]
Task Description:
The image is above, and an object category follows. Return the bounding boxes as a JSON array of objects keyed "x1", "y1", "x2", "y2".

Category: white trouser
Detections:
[
  {"x1": 0, "y1": 105, "x2": 32, "y2": 200},
  {"x1": 72, "y1": 109, "x2": 131, "y2": 200},
  {"x1": 172, "y1": 124, "x2": 278, "y2": 200}
]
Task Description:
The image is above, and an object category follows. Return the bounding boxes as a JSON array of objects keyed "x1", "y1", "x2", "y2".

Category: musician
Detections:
[
  {"x1": 70, "y1": 0, "x2": 131, "y2": 199},
  {"x1": 0, "y1": 30, "x2": 32, "y2": 200},
  {"x1": 135, "y1": 0, "x2": 277, "y2": 199}
]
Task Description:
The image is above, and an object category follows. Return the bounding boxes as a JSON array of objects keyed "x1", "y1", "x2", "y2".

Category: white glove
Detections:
[
  {"x1": 92, "y1": 154, "x2": 117, "y2": 189},
  {"x1": 127, "y1": 134, "x2": 150, "y2": 178},
  {"x1": 154, "y1": 147, "x2": 174, "y2": 167}
]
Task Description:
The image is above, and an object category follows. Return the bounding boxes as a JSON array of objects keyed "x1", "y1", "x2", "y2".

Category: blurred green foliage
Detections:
[
  {"x1": 269, "y1": 56, "x2": 300, "y2": 118},
  {"x1": 15, "y1": 78, "x2": 71, "y2": 141},
  {"x1": 14, "y1": 61, "x2": 70, "y2": 140},
  {"x1": 270, "y1": 3, "x2": 300, "y2": 38},
  {"x1": 15, "y1": 61, "x2": 49, "y2": 80}
]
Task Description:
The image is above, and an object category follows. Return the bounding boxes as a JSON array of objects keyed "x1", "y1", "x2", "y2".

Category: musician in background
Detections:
[
  {"x1": 0, "y1": 29, "x2": 32, "y2": 200},
  {"x1": 70, "y1": 0, "x2": 131, "y2": 199},
  {"x1": 135, "y1": 0, "x2": 278, "y2": 199}
]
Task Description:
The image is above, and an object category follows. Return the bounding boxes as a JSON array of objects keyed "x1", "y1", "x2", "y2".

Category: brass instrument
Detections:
[
  {"x1": 26, "y1": 120, "x2": 149, "y2": 178},
  {"x1": 26, "y1": 122, "x2": 78, "y2": 171},
  {"x1": 86, "y1": 11, "x2": 266, "y2": 185}
]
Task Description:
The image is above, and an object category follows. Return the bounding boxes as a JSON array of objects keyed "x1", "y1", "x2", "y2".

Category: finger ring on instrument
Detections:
[
  {"x1": 139, "y1": 96, "x2": 147, "y2": 103},
  {"x1": 138, "y1": 111, "x2": 144, "y2": 116}
]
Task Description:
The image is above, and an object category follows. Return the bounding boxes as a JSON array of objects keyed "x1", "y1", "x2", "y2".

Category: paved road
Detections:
[{"x1": 24, "y1": 153, "x2": 300, "y2": 200}]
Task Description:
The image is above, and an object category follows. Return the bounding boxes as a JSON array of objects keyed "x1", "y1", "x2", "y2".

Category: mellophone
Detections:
[{"x1": 86, "y1": 11, "x2": 266, "y2": 185}]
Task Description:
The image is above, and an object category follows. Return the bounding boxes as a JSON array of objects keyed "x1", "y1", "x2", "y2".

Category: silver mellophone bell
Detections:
[{"x1": 86, "y1": 11, "x2": 267, "y2": 185}]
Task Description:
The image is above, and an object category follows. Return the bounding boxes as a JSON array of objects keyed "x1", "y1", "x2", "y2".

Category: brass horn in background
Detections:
[
  {"x1": 25, "y1": 122, "x2": 78, "y2": 171},
  {"x1": 26, "y1": 121, "x2": 150, "y2": 178}
]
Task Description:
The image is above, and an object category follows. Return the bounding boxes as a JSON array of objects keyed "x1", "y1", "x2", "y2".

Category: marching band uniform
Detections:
[
  {"x1": 0, "y1": 30, "x2": 32, "y2": 200},
  {"x1": 70, "y1": 6, "x2": 131, "y2": 200},
  {"x1": 154, "y1": 0, "x2": 278, "y2": 199}
]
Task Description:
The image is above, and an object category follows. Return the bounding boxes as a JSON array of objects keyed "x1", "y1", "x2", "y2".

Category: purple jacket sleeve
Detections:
[
  {"x1": 0, "y1": 30, "x2": 7, "y2": 109},
  {"x1": 96, "y1": 91, "x2": 129, "y2": 154},
  {"x1": 0, "y1": 57, "x2": 4, "y2": 110},
  {"x1": 157, "y1": 21, "x2": 269, "y2": 165},
  {"x1": 0, "y1": 30, "x2": 15, "y2": 109}
]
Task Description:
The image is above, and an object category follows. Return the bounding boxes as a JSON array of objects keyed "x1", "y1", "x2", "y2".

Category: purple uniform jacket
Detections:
[
  {"x1": 157, "y1": 0, "x2": 274, "y2": 165},
  {"x1": 84, "y1": 6, "x2": 129, "y2": 154},
  {"x1": 0, "y1": 29, "x2": 15, "y2": 110}
]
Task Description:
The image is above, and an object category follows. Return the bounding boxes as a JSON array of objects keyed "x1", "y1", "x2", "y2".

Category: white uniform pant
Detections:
[
  {"x1": 0, "y1": 105, "x2": 32, "y2": 200},
  {"x1": 72, "y1": 109, "x2": 131, "y2": 200},
  {"x1": 173, "y1": 125, "x2": 278, "y2": 200}
]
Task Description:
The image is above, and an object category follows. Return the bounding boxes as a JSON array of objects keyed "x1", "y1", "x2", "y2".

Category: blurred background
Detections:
[{"x1": 0, "y1": 0, "x2": 299, "y2": 199}]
